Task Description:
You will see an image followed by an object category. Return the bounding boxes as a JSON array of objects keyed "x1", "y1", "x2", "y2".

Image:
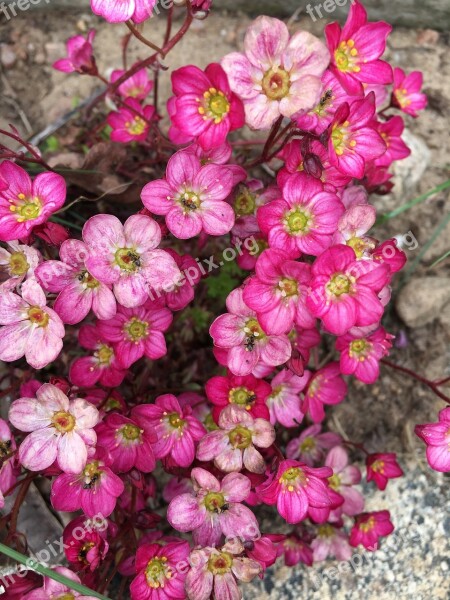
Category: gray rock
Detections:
[
  {"x1": 396, "y1": 277, "x2": 450, "y2": 328},
  {"x1": 0, "y1": 44, "x2": 17, "y2": 69}
]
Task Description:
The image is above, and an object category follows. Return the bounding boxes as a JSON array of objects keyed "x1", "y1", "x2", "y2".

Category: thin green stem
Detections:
[{"x1": 378, "y1": 178, "x2": 450, "y2": 223}]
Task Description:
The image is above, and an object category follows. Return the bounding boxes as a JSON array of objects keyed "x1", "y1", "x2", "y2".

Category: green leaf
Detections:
[
  {"x1": 205, "y1": 260, "x2": 245, "y2": 301},
  {"x1": 0, "y1": 543, "x2": 111, "y2": 599}
]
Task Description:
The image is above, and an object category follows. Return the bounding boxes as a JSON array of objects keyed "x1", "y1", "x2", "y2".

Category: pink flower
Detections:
[
  {"x1": 197, "y1": 405, "x2": 275, "y2": 473},
  {"x1": 9, "y1": 383, "x2": 99, "y2": 474},
  {"x1": 131, "y1": 541, "x2": 190, "y2": 600},
  {"x1": 205, "y1": 372, "x2": 271, "y2": 422},
  {"x1": 306, "y1": 245, "x2": 391, "y2": 336},
  {"x1": 0, "y1": 162, "x2": 66, "y2": 242},
  {"x1": 301, "y1": 363, "x2": 347, "y2": 423},
  {"x1": 375, "y1": 116, "x2": 411, "y2": 168},
  {"x1": 186, "y1": 540, "x2": 261, "y2": 600},
  {"x1": 287, "y1": 325, "x2": 321, "y2": 377},
  {"x1": 63, "y1": 517, "x2": 109, "y2": 572},
  {"x1": 96, "y1": 408, "x2": 157, "y2": 473},
  {"x1": 257, "y1": 174, "x2": 345, "y2": 257},
  {"x1": 134, "y1": 394, "x2": 206, "y2": 468},
  {"x1": 243, "y1": 248, "x2": 316, "y2": 335},
  {"x1": 281, "y1": 534, "x2": 313, "y2": 567},
  {"x1": 97, "y1": 302, "x2": 173, "y2": 368},
  {"x1": 415, "y1": 407, "x2": 450, "y2": 473},
  {"x1": 107, "y1": 98, "x2": 155, "y2": 143},
  {"x1": 366, "y1": 452, "x2": 403, "y2": 490},
  {"x1": 168, "y1": 468, "x2": 259, "y2": 546},
  {"x1": 332, "y1": 202, "x2": 377, "y2": 256},
  {"x1": 111, "y1": 65, "x2": 153, "y2": 100},
  {"x1": 328, "y1": 94, "x2": 387, "y2": 178},
  {"x1": 349, "y1": 510, "x2": 394, "y2": 550},
  {"x1": 91, "y1": 0, "x2": 157, "y2": 24},
  {"x1": 325, "y1": 446, "x2": 364, "y2": 519},
  {"x1": 51, "y1": 446, "x2": 124, "y2": 518},
  {"x1": 0, "y1": 279, "x2": 64, "y2": 369},
  {"x1": 210, "y1": 287, "x2": 292, "y2": 376},
  {"x1": 141, "y1": 150, "x2": 236, "y2": 239},
  {"x1": 257, "y1": 459, "x2": 334, "y2": 524},
  {"x1": 0, "y1": 241, "x2": 41, "y2": 291},
  {"x1": 230, "y1": 180, "x2": 279, "y2": 239},
  {"x1": 162, "y1": 250, "x2": 202, "y2": 311},
  {"x1": 69, "y1": 324, "x2": 127, "y2": 388},
  {"x1": 23, "y1": 566, "x2": 97, "y2": 600},
  {"x1": 35, "y1": 238, "x2": 117, "y2": 324},
  {"x1": 246, "y1": 534, "x2": 282, "y2": 570},
  {"x1": 82, "y1": 213, "x2": 180, "y2": 308},
  {"x1": 286, "y1": 424, "x2": 342, "y2": 466},
  {"x1": 0, "y1": 419, "x2": 18, "y2": 509},
  {"x1": 392, "y1": 67, "x2": 427, "y2": 117},
  {"x1": 325, "y1": 0, "x2": 392, "y2": 95},
  {"x1": 222, "y1": 16, "x2": 329, "y2": 129},
  {"x1": 311, "y1": 524, "x2": 352, "y2": 561},
  {"x1": 53, "y1": 30, "x2": 97, "y2": 74},
  {"x1": 336, "y1": 327, "x2": 393, "y2": 384},
  {"x1": 266, "y1": 369, "x2": 307, "y2": 428},
  {"x1": 169, "y1": 63, "x2": 244, "y2": 150}
]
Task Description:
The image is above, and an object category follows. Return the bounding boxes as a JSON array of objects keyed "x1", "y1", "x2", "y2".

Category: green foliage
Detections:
[{"x1": 206, "y1": 259, "x2": 245, "y2": 301}]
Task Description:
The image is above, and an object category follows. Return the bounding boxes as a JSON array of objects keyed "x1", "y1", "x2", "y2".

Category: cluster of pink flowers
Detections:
[{"x1": 0, "y1": 2, "x2": 438, "y2": 600}]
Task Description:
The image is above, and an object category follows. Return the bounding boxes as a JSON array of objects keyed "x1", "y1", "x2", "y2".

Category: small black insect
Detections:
[
  {"x1": 245, "y1": 335, "x2": 256, "y2": 351},
  {"x1": 83, "y1": 474, "x2": 100, "y2": 489},
  {"x1": 319, "y1": 89, "x2": 333, "y2": 106}
]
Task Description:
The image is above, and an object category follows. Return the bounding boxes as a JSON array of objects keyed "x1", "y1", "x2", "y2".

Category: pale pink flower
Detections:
[
  {"x1": 266, "y1": 369, "x2": 307, "y2": 428},
  {"x1": 0, "y1": 241, "x2": 41, "y2": 291},
  {"x1": 222, "y1": 17, "x2": 329, "y2": 129},
  {"x1": 9, "y1": 383, "x2": 99, "y2": 474},
  {"x1": 325, "y1": 446, "x2": 364, "y2": 520},
  {"x1": 0, "y1": 279, "x2": 64, "y2": 369},
  {"x1": 23, "y1": 566, "x2": 98, "y2": 600},
  {"x1": 286, "y1": 424, "x2": 342, "y2": 466},
  {"x1": 311, "y1": 524, "x2": 352, "y2": 561},
  {"x1": 110, "y1": 65, "x2": 153, "y2": 100},
  {"x1": 415, "y1": 407, "x2": 450, "y2": 473},
  {"x1": 91, "y1": 0, "x2": 157, "y2": 24}
]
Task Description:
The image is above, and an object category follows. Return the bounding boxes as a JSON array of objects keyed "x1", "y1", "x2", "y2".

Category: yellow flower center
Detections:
[
  {"x1": 278, "y1": 277, "x2": 298, "y2": 298},
  {"x1": 125, "y1": 317, "x2": 148, "y2": 342},
  {"x1": 96, "y1": 344, "x2": 114, "y2": 365},
  {"x1": 78, "y1": 542, "x2": 95, "y2": 564},
  {"x1": 262, "y1": 67, "x2": 291, "y2": 100},
  {"x1": 115, "y1": 248, "x2": 141, "y2": 272},
  {"x1": 243, "y1": 318, "x2": 265, "y2": 352},
  {"x1": 82, "y1": 461, "x2": 101, "y2": 488},
  {"x1": 179, "y1": 190, "x2": 201, "y2": 212},
  {"x1": 204, "y1": 491, "x2": 226, "y2": 512},
  {"x1": 331, "y1": 120, "x2": 357, "y2": 156},
  {"x1": 28, "y1": 306, "x2": 49, "y2": 328},
  {"x1": 208, "y1": 551, "x2": 233, "y2": 575},
  {"x1": 394, "y1": 87, "x2": 411, "y2": 108},
  {"x1": 229, "y1": 425, "x2": 252, "y2": 449},
  {"x1": 285, "y1": 207, "x2": 310, "y2": 234},
  {"x1": 56, "y1": 595, "x2": 75, "y2": 600},
  {"x1": 120, "y1": 423, "x2": 142, "y2": 442},
  {"x1": 370, "y1": 459, "x2": 385, "y2": 474},
  {"x1": 145, "y1": 557, "x2": 171, "y2": 588},
  {"x1": 9, "y1": 193, "x2": 42, "y2": 222},
  {"x1": 317, "y1": 523, "x2": 335, "y2": 538},
  {"x1": 52, "y1": 411, "x2": 76, "y2": 434},
  {"x1": 8, "y1": 251, "x2": 29, "y2": 276},
  {"x1": 78, "y1": 270, "x2": 100, "y2": 289},
  {"x1": 327, "y1": 273, "x2": 352, "y2": 297},
  {"x1": 234, "y1": 186, "x2": 257, "y2": 217},
  {"x1": 334, "y1": 39, "x2": 360, "y2": 73},
  {"x1": 168, "y1": 412, "x2": 185, "y2": 430},
  {"x1": 279, "y1": 466, "x2": 307, "y2": 492},
  {"x1": 229, "y1": 386, "x2": 256, "y2": 409},
  {"x1": 198, "y1": 87, "x2": 231, "y2": 124},
  {"x1": 300, "y1": 437, "x2": 316, "y2": 452},
  {"x1": 359, "y1": 516, "x2": 376, "y2": 533},
  {"x1": 328, "y1": 473, "x2": 341, "y2": 490},
  {"x1": 126, "y1": 115, "x2": 147, "y2": 136},
  {"x1": 349, "y1": 339, "x2": 372, "y2": 361},
  {"x1": 346, "y1": 236, "x2": 370, "y2": 258}
]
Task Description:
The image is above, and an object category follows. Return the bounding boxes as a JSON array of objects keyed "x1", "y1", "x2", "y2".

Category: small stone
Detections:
[
  {"x1": 396, "y1": 277, "x2": 450, "y2": 328},
  {"x1": 0, "y1": 44, "x2": 17, "y2": 69},
  {"x1": 416, "y1": 29, "x2": 440, "y2": 45}
]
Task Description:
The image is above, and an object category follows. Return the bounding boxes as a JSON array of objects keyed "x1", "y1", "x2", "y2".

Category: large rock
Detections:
[
  {"x1": 2, "y1": 0, "x2": 450, "y2": 30},
  {"x1": 396, "y1": 277, "x2": 450, "y2": 328}
]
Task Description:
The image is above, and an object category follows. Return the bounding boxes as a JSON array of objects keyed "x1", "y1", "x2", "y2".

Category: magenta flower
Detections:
[
  {"x1": 197, "y1": 405, "x2": 275, "y2": 474},
  {"x1": 257, "y1": 174, "x2": 345, "y2": 258},
  {"x1": 0, "y1": 241, "x2": 41, "y2": 291},
  {"x1": 162, "y1": 251, "x2": 202, "y2": 311},
  {"x1": 392, "y1": 67, "x2": 427, "y2": 117},
  {"x1": 134, "y1": 394, "x2": 206, "y2": 468},
  {"x1": 328, "y1": 94, "x2": 387, "y2": 178},
  {"x1": 336, "y1": 327, "x2": 393, "y2": 384},
  {"x1": 306, "y1": 245, "x2": 391, "y2": 336},
  {"x1": 243, "y1": 248, "x2": 316, "y2": 335},
  {"x1": 266, "y1": 369, "x2": 307, "y2": 428},
  {"x1": 325, "y1": 0, "x2": 392, "y2": 95},
  {"x1": 366, "y1": 452, "x2": 404, "y2": 490},
  {"x1": 141, "y1": 150, "x2": 236, "y2": 239},
  {"x1": 286, "y1": 424, "x2": 342, "y2": 467},
  {"x1": 53, "y1": 30, "x2": 97, "y2": 74},
  {"x1": 23, "y1": 566, "x2": 97, "y2": 600},
  {"x1": 9, "y1": 383, "x2": 99, "y2": 474},
  {"x1": 0, "y1": 419, "x2": 18, "y2": 509},
  {"x1": 63, "y1": 517, "x2": 109, "y2": 572},
  {"x1": 0, "y1": 279, "x2": 64, "y2": 369},
  {"x1": 257, "y1": 459, "x2": 334, "y2": 524},
  {"x1": 186, "y1": 541, "x2": 261, "y2": 600},
  {"x1": 0, "y1": 161, "x2": 66, "y2": 242},
  {"x1": 375, "y1": 116, "x2": 411, "y2": 168},
  {"x1": 70, "y1": 324, "x2": 127, "y2": 388},
  {"x1": 97, "y1": 302, "x2": 173, "y2": 368},
  {"x1": 281, "y1": 534, "x2": 313, "y2": 567},
  {"x1": 107, "y1": 98, "x2": 155, "y2": 143},
  {"x1": 111, "y1": 65, "x2": 153, "y2": 100},
  {"x1": 229, "y1": 180, "x2": 279, "y2": 239},
  {"x1": 222, "y1": 16, "x2": 329, "y2": 130},
  {"x1": 96, "y1": 408, "x2": 157, "y2": 473},
  {"x1": 130, "y1": 541, "x2": 190, "y2": 600},
  {"x1": 169, "y1": 63, "x2": 244, "y2": 150},
  {"x1": 311, "y1": 524, "x2": 352, "y2": 561},
  {"x1": 82, "y1": 213, "x2": 180, "y2": 308},
  {"x1": 51, "y1": 448, "x2": 124, "y2": 517},
  {"x1": 91, "y1": 0, "x2": 157, "y2": 24},
  {"x1": 325, "y1": 446, "x2": 364, "y2": 519},
  {"x1": 210, "y1": 287, "x2": 292, "y2": 376},
  {"x1": 35, "y1": 238, "x2": 117, "y2": 324},
  {"x1": 301, "y1": 363, "x2": 347, "y2": 423},
  {"x1": 415, "y1": 407, "x2": 450, "y2": 473},
  {"x1": 205, "y1": 372, "x2": 271, "y2": 422},
  {"x1": 168, "y1": 468, "x2": 259, "y2": 546},
  {"x1": 349, "y1": 510, "x2": 394, "y2": 550}
]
